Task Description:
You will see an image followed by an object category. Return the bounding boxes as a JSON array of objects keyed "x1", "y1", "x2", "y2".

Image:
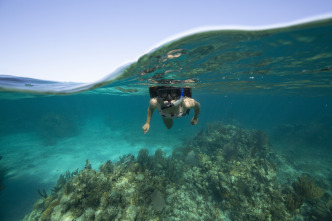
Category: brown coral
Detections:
[
  {"x1": 40, "y1": 199, "x2": 59, "y2": 221},
  {"x1": 315, "y1": 197, "x2": 332, "y2": 219},
  {"x1": 293, "y1": 176, "x2": 325, "y2": 200},
  {"x1": 285, "y1": 193, "x2": 304, "y2": 211}
]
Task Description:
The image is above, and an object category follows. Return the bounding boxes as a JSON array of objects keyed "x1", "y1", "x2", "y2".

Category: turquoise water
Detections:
[{"x1": 0, "y1": 18, "x2": 332, "y2": 220}]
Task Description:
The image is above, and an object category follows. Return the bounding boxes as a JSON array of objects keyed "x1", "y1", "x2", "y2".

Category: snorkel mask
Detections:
[{"x1": 158, "y1": 87, "x2": 184, "y2": 110}]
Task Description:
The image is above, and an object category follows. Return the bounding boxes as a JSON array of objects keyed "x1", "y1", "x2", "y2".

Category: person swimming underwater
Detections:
[{"x1": 142, "y1": 86, "x2": 200, "y2": 134}]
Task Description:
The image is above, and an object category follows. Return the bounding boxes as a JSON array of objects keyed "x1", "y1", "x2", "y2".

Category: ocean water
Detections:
[{"x1": 0, "y1": 18, "x2": 332, "y2": 220}]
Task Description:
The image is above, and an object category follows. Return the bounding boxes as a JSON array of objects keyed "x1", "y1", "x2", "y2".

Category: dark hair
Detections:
[{"x1": 149, "y1": 86, "x2": 192, "y2": 98}]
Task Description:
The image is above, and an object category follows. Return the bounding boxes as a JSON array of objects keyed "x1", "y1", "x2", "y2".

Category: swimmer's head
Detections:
[{"x1": 157, "y1": 87, "x2": 184, "y2": 109}]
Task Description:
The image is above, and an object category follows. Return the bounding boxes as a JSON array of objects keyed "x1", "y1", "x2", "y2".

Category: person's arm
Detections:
[
  {"x1": 190, "y1": 100, "x2": 200, "y2": 125},
  {"x1": 142, "y1": 99, "x2": 156, "y2": 134}
]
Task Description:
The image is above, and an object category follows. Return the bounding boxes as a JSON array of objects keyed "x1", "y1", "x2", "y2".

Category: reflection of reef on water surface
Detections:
[{"x1": 24, "y1": 123, "x2": 328, "y2": 220}]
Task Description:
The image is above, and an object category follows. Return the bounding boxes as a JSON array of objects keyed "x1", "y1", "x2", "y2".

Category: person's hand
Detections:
[
  {"x1": 142, "y1": 123, "x2": 150, "y2": 134},
  {"x1": 190, "y1": 117, "x2": 198, "y2": 125}
]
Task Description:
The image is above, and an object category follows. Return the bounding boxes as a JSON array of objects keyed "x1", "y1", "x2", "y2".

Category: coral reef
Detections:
[{"x1": 25, "y1": 123, "x2": 323, "y2": 220}]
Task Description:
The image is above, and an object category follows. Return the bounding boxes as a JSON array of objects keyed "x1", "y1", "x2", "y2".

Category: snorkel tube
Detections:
[
  {"x1": 172, "y1": 87, "x2": 184, "y2": 106},
  {"x1": 161, "y1": 88, "x2": 184, "y2": 110}
]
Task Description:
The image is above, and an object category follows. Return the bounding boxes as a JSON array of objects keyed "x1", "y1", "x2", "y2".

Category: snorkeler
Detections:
[{"x1": 142, "y1": 86, "x2": 200, "y2": 134}]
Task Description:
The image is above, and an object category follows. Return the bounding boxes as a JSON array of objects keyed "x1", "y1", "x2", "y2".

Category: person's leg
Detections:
[{"x1": 162, "y1": 118, "x2": 173, "y2": 129}]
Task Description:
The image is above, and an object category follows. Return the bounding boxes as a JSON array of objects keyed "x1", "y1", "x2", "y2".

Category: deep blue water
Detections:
[{"x1": 1, "y1": 18, "x2": 332, "y2": 220}]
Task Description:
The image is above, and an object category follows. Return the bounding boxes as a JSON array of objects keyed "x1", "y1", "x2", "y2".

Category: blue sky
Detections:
[{"x1": 0, "y1": 0, "x2": 331, "y2": 83}]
